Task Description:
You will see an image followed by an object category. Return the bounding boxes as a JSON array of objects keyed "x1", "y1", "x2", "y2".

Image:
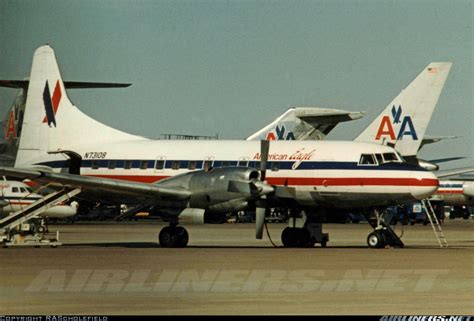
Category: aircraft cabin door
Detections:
[
  {"x1": 203, "y1": 156, "x2": 214, "y2": 171},
  {"x1": 154, "y1": 156, "x2": 166, "y2": 173}
]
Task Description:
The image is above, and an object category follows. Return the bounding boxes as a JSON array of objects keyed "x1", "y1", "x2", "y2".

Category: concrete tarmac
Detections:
[{"x1": 0, "y1": 220, "x2": 473, "y2": 315}]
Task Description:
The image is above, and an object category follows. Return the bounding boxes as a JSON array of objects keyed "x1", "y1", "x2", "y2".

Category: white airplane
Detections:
[
  {"x1": 246, "y1": 63, "x2": 457, "y2": 172},
  {"x1": 0, "y1": 45, "x2": 442, "y2": 249},
  {"x1": 0, "y1": 179, "x2": 78, "y2": 218},
  {"x1": 431, "y1": 180, "x2": 474, "y2": 206}
]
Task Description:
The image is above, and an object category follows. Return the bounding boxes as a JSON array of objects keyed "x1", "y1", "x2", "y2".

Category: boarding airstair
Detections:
[
  {"x1": 115, "y1": 204, "x2": 151, "y2": 221},
  {"x1": 421, "y1": 199, "x2": 448, "y2": 248},
  {"x1": 0, "y1": 187, "x2": 82, "y2": 247}
]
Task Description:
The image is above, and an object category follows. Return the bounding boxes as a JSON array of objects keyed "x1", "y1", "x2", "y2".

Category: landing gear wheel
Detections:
[
  {"x1": 159, "y1": 226, "x2": 175, "y2": 247},
  {"x1": 159, "y1": 226, "x2": 189, "y2": 248},
  {"x1": 174, "y1": 226, "x2": 189, "y2": 248},
  {"x1": 367, "y1": 230, "x2": 386, "y2": 249},
  {"x1": 281, "y1": 227, "x2": 314, "y2": 248},
  {"x1": 281, "y1": 227, "x2": 298, "y2": 247},
  {"x1": 296, "y1": 228, "x2": 313, "y2": 248}
]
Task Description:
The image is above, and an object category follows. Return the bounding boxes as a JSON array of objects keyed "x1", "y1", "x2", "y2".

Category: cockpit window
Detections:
[
  {"x1": 375, "y1": 154, "x2": 384, "y2": 165},
  {"x1": 11, "y1": 187, "x2": 19, "y2": 193},
  {"x1": 20, "y1": 187, "x2": 28, "y2": 193},
  {"x1": 359, "y1": 154, "x2": 377, "y2": 165},
  {"x1": 396, "y1": 152, "x2": 405, "y2": 162},
  {"x1": 382, "y1": 153, "x2": 399, "y2": 163}
]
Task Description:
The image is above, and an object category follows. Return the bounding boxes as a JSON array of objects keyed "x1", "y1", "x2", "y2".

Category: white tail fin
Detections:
[
  {"x1": 354, "y1": 62, "x2": 452, "y2": 156},
  {"x1": 246, "y1": 107, "x2": 364, "y2": 141},
  {"x1": 15, "y1": 45, "x2": 146, "y2": 168}
]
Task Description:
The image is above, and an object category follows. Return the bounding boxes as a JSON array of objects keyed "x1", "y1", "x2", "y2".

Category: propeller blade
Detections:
[
  {"x1": 260, "y1": 140, "x2": 270, "y2": 181},
  {"x1": 255, "y1": 207, "x2": 266, "y2": 239}
]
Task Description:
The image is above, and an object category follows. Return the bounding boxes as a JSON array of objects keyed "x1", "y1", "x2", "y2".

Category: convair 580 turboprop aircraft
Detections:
[{"x1": 0, "y1": 45, "x2": 439, "y2": 248}]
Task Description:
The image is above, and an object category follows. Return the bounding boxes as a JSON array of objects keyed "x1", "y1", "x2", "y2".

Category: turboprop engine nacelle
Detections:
[{"x1": 157, "y1": 167, "x2": 262, "y2": 212}]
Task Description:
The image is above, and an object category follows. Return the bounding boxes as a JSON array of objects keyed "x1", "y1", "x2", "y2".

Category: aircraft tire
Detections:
[
  {"x1": 159, "y1": 226, "x2": 189, "y2": 248},
  {"x1": 296, "y1": 228, "x2": 313, "y2": 248},
  {"x1": 159, "y1": 226, "x2": 177, "y2": 247},
  {"x1": 174, "y1": 226, "x2": 189, "y2": 248},
  {"x1": 281, "y1": 227, "x2": 298, "y2": 247},
  {"x1": 367, "y1": 231, "x2": 386, "y2": 249}
]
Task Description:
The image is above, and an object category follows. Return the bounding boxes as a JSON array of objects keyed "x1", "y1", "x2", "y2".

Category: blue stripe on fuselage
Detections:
[{"x1": 33, "y1": 159, "x2": 427, "y2": 172}]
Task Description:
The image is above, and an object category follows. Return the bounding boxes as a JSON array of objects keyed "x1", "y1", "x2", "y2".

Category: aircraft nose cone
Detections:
[{"x1": 410, "y1": 171, "x2": 439, "y2": 200}]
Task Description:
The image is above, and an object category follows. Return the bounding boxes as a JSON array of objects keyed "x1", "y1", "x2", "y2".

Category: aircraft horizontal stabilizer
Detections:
[
  {"x1": 436, "y1": 167, "x2": 474, "y2": 179},
  {"x1": 430, "y1": 157, "x2": 466, "y2": 164},
  {"x1": 246, "y1": 107, "x2": 364, "y2": 141},
  {"x1": 0, "y1": 80, "x2": 131, "y2": 89},
  {"x1": 420, "y1": 135, "x2": 460, "y2": 151}
]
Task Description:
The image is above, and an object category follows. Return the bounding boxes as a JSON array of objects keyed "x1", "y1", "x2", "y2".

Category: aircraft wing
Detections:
[{"x1": 0, "y1": 167, "x2": 190, "y2": 203}]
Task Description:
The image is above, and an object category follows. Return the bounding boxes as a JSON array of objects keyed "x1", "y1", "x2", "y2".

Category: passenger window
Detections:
[
  {"x1": 155, "y1": 160, "x2": 165, "y2": 170},
  {"x1": 238, "y1": 160, "x2": 248, "y2": 167},
  {"x1": 188, "y1": 161, "x2": 197, "y2": 170},
  {"x1": 254, "y1": 161, "x2": 261, "y2": 170},
  {"x1": 203, "y1": 160, "x2": 213, "y2": 171},
  {"x1": 221, "y1": 161, "x2": 229, "y2": 167},
  {"x1": 124, "y1": 160, "x2": 132, "y2": 170},
  {"x1": 108, "y1": 160, "x2": 116, "y2": 169},
  {"x1": 12, "y1": 187, "x2": 19, "y2": 193},
  {"x1": 375, "y1": 154, "x2": 384, "y2": 165},
  {"x1": 383, "y1": 153, "x2": 398, "y2": 163},
  {"x1": 271, "y1": 162, "x2": 279, "y2": 171},
  {"x1": 171, "y1": 161, "x2": 180, "y2": 170},
  {"x1": 359, "y1": 154, "x2": 376, "y2": 165},
  {"x1": 91, "y1": 160, "x2": 99, "y2": 169},
  {"x1": 140, "y1": 160, "x2": 148, "y2": 170}
]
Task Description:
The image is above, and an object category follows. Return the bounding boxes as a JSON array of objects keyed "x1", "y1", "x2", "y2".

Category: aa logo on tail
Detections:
[
  {"x1": 4, "y1": 111, "x2": 16, "y2": 139},
  {"x1": 42, "y1": 80, "x2": 62, "y2": 127},
  {"x1": 375, "y1": 105, "x2": 418, "y2": 141},
  {"x1": 266, "y1": 125, "x2": 295, "y2": 140}
]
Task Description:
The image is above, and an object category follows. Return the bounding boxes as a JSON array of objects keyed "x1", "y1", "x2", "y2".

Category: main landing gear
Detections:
[
  {"x1": 281, "y1": 211, "x2": 329, "y2": 248},
  {"x1": 158, "y1": 225, "x2": 189, "y2": 248},
  {"x1": 366, "y1": 209, "x2": 404, "y2": 249}
]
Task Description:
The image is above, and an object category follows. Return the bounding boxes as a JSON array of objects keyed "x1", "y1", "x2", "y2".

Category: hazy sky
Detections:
[{"x1": 0, "y1": 0, "x2": 472, "y2": 169}]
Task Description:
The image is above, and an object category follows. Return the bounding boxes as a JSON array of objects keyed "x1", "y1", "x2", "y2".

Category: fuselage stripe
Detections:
[{"x1": 85, "y1": 174, "x2": 438, "y2": 187}]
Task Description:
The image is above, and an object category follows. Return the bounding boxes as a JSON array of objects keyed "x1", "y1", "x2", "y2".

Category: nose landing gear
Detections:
[{"x1": 366, "y1": 209, "x2": 404, "y2": 249}]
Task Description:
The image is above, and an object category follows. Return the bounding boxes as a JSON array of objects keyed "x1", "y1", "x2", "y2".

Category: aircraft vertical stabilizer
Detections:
[
  {"x1": 15, "y1": 45, "x2": 146, "y2": 168},
  {"x1": 354, "y1": 62, "x2": 452, "y2": 157}
]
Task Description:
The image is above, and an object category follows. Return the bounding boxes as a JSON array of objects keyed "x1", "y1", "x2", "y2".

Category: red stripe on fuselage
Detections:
[
  {"x1": 86, "y1": 174, "x2": 438, "y2": 187},
  {"x1": 436, "y1": 190, "x2": 464, "y2": 195},
  {"x1": 267, "y1": 177, "x2": 438, "y2": 187}
]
